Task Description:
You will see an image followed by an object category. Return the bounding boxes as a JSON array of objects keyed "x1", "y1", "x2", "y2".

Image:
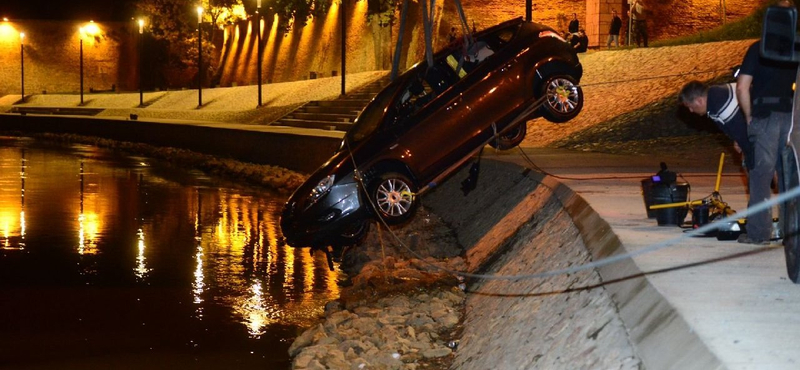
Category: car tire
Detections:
[
  {"x1": 783, "y1": 149, "x2": 800, "y2": 283},
  {"x1": 488, "y1": 122, "x2": 527, "y2": 150},
  {"x1": 331, "y1": 219, "x2": 370, "y2": 248},
  {"x1": 539, "y1": 74, "x2": 583, "y2": 123},
  {"x1": 369, "y1": 171, "x2": 418, "y2": 225}
]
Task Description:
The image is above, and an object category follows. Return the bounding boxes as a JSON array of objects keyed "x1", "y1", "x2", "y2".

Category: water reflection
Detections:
[
  {"x1": 0, "y1": 148, "x2": 25, "y2": 250},
  {"x1": 0, "y1": 139, "x2": 342, "y2": 368}
]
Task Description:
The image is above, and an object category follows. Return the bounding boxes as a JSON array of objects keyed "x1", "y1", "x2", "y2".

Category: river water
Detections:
[{"x1": 0, "y1": 137, "x2": 342, "y2": 369}]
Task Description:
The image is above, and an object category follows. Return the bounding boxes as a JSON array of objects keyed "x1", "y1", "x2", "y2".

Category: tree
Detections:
[
  {"x1": 367, "y1": 0, "x2": 398, "y2": 27},
  {"x1": 137, "y1": 0, "x2": 244, "y2": 86}
]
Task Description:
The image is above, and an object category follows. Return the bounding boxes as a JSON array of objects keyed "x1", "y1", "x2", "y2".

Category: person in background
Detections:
[
  {"x1": 629, "y1": 0, "x2": 648, "y2": 47},
  {"x1": 607, "y1": 9, "x2": 622, "y2": 48},
  {"x1": 735, "y1": 0, "x2": 798, "y2": 244},
  {"x1": 569, "y1": 13, "x2": 580, "y2": 35},
  {"x1": 448, "y1": 27, "x2": 458, "y2": 43},
  {"x1": 572, "y1": 29, "x2": 589, "y2": 53},
  {"x1": 679, "y1": 81, "x2": 753, "y2": 171}
]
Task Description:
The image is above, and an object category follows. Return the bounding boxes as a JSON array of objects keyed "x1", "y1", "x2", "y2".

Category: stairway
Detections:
[{"x1": 271, "y1": 77, "x2": 391, "y2": 132}]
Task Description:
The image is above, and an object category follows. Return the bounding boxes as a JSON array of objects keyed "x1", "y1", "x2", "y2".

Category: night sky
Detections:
[{"x1": 3, "y1": 0, "x2": 138, "y2": 21}]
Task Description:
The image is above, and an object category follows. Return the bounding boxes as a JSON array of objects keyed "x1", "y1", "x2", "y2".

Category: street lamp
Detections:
[
  {"x1": 79, "y1": 26, "x2": 84, "y2": 105},
  {"x1": 341, "y1": 0, "x2": 346, "y2": 96},
  {"x1": 197, "y1": 6, "x2": 203, "y2": 107},
  {"x1": 256, "y1": 0, "x2": 262, "y2": 107},
  {"x1": 138, "y1": 18, "x2": 145, "y2": 107},
  {"x1": 20, "y1": 32, "x2": 25, "y2": 103}
]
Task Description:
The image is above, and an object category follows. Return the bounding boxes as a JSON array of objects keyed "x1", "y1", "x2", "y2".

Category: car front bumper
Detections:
[{"x1": 280, "y1": 181, "x2": 365, "y2": 248}]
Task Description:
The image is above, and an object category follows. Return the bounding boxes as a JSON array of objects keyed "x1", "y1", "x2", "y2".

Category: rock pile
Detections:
[
  {"x1": 289, "y1": 207, "x2": 468, "y2": 369},
  {"x1": 288, "y1": 287, "x2": 465, "y2": 370}
]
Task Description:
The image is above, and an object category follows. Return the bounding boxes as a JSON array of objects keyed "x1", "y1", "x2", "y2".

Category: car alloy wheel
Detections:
[
  {"x1": 370, "y1": 172, "x2": 417, "y2": 225},
  {"x1": 540, "y1": 74, "x2": 583, "y2": 123}
]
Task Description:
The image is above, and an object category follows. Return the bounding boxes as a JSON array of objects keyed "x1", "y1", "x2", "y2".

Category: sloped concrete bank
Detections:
[
  {"x1": 289, "y1": 159, "x2": 724, "y2": 369},
  {"x1": 420, "y1": 160, "x2": 721, "y2": 369}
]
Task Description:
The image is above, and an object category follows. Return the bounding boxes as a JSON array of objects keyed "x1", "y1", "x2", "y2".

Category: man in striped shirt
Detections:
[{"x1": 679, "y1": 80, "x2": 753, "y2": 170}]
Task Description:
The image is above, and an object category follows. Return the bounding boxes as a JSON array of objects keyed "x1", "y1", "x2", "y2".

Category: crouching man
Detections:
[{"x1": 679, "y1": 80, "x2": 754, "y2": 171}]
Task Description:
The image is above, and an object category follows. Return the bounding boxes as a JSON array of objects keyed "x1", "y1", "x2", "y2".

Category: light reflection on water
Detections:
[{"x1": 0, "y1": 138, "x2": 342, "y2": 369}]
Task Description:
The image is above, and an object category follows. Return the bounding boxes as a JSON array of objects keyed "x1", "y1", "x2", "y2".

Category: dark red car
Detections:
[{"x1": 281, "y1": 18, "x2": 583, "y2": 249}]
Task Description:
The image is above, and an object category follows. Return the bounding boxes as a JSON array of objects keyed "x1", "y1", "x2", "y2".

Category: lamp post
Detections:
[
  {"x1": 197, "y1": 6, "x2": 203, "y2": 107},
  {"x1": 20, "y1": 32, "x2": 25, "y2": 103},
  {"x1": 256, "y1": 0, "x2": 262, "y2": 107},
  {"x1": 341, "y1": 0, "x2": 346, "y2": 96},
  {"x1": 525, "y1": 0, "x2": 531, "y2": 22},
  {"x1": 138, "y1": 19, "x2": 145, "y2": 107},
  {"x1": 79, "y1": 27, "x2": 84, "y2": 105}
]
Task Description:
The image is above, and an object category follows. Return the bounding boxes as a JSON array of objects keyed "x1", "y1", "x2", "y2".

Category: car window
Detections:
[
  {"x1": 393, "y1": 75, "x2": 434, "y2": 122},
  {"x1": 442, "y1": 24, "x2": 518, "y2": 78},
  {"x1": 347, "y1": 81, "x2": 405, "y2": 143}
]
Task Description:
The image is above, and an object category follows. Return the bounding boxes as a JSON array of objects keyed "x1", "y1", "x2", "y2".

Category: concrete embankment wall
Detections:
[
  {"x1": 0, "y1": 114, "x2": 339, "y2": 174},
  {"x1": 423, "y1": 160, "x2": 723, "y2": 370}
]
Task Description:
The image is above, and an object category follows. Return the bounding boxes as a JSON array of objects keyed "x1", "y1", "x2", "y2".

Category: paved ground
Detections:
[{"x1": 488, "y1": 147, "x2": 800, "y2": 370}]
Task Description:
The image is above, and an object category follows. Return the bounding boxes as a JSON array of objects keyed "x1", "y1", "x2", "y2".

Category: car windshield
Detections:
[
  {"x1": 345, "y1": 78, "x2": 407, "y2": 144},
  {"x1": 345, "y1": 20, "x2": 523, "y2": 145}
]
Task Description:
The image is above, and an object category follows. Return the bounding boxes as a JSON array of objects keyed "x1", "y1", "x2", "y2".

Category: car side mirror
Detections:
[{"x1": 761, "y1": 5, "x2": 799, "y2": 62}]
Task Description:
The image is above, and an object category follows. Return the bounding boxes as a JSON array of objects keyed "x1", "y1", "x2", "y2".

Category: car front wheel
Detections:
[
  {"x1": 369, "y1": 172, "x2": 418, "y2": 225},
  {"x1": 539, "y1": 74, "x2": 583, "y2": 123}
]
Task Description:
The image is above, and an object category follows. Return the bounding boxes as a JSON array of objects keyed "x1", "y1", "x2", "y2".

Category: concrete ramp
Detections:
[{"x1": 424, "y1": 160, "x2": 722, "y2": 370}]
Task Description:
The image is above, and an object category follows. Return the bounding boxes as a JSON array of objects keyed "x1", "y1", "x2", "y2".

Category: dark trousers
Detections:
[
  {"x1": 633, "y1": 20, "x2": 648, "y2": 47},
  {"x1": 747, "y1": 112, "x2": 793, "y2": 241}
]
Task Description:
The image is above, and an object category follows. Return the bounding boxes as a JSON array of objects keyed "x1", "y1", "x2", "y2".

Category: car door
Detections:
[
  {"x1": 386, "y1": 65, "x2": 468, "y2": 183},
  {"x1": 450, "y1": 48, "x2": 522, "y2": 156}
]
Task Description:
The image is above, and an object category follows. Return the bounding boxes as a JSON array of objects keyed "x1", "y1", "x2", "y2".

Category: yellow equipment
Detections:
[{"x1": 649, "y1": 153, "x2": 740, "y2": 223}]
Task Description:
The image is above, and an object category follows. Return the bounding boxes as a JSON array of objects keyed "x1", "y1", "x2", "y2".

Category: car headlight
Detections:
[{"x1": 310, "y1": 174, "x2": 335, "y2": 202}]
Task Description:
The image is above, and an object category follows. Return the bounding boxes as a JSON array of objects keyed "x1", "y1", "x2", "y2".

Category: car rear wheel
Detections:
[
  {"x1": 539, "y1": 74, "x2": 583, "y2": 123},
  {"x1": 488, "y1": 122, "x2": 527, "y2": 150},
  {"x1": 369, "y1": 172, "x2": 418, "y2": 225}
]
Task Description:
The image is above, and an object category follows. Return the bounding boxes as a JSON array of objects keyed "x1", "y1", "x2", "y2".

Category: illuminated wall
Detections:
[
  {"x1": 0, "y1": 20, "x2": 133, "y2": 99},
  {"x1": 217, "y1": 0, "x2": 765, "y2": 86},
  {"x1": 0, "y1": 1, "x2": 774, "y2": 96}
]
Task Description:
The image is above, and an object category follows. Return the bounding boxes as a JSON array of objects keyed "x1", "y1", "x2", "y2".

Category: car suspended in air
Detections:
[{"x1": 281, "y1": 17, "x2": 584, "y2": 250}]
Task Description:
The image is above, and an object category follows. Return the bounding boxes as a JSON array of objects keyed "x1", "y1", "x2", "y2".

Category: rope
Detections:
[
  {"x1": 347, "y1": 128, "x2": 800, "y2": 281},
  {"x1": 339, "y1": 92, "x2": 800, "y2": 282},
  {"x1": 577, "y1": 68, "x2": 733, "y2": 88}
]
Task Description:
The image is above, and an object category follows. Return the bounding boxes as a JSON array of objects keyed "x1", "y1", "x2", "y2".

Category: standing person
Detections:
[
  {"x1": 569, "y1": 13, "x2": 580, "y2": 35},
  {"x1": 679, "y1": 81, "x2": 753, "y2": 170},
  {"x1": 448, "y1": 27, "x2": 458, "y2": 43},
  {"x1": 735, "y1": 0, "x2": 798, "y2": 244},
  {"x1": 629, "y1": 0, "x2": 648, "y2": 47},
  {"x1": 607, "y1": 9, "x2": 622, "y2": 48}
]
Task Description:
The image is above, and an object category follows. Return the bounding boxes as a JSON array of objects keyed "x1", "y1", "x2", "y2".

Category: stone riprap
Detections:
[{"x1": 290, "y1": 160, "x2": 642, "y2": 369}]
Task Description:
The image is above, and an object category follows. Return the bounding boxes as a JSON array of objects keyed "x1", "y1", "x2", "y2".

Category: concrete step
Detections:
[
  {"x1": 10, "y1": 106, "x2": 104, "y2": 116},
  {"x1": 340, "y1": 93, "x2": 376, "y2": 100},
  {"x1": 289, "y1": 112, "x2": 355, "y2": 122},
  {"x1": 313, "y1": 100, "x2": 370, "y2": 108},
  {"x1": 275, "y1": 118, "x2": 352, "y2": 131},
  {"x1": 301, "y1": 106, "x2": 362, "y2": 115}
]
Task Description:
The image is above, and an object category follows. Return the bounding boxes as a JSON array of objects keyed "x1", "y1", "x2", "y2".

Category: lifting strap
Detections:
[{"x1": 390, "y1": 0, "x2": 474, "y2": 78}]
